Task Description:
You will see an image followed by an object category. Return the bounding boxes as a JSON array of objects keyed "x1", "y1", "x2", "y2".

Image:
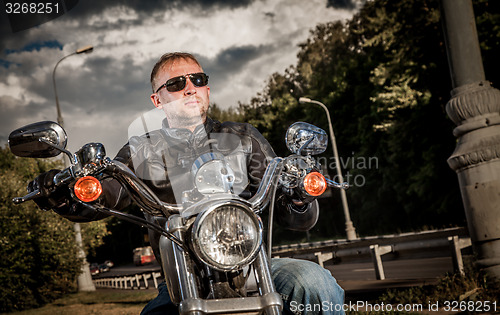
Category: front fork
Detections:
[{"x1": 159, "y1": 214, "x2": 282, "y2": 315}]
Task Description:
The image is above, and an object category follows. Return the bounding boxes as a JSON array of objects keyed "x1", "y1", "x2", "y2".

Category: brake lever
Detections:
[
  {"x1": 12, "y1": 189, "x2": 41, "y2": 204},
  {"x1": 325, "y1": 178, "x2": 350, "y2": 190},
  {"x1": 13, "y1": 167, "x2": 75, "y2": 205}
]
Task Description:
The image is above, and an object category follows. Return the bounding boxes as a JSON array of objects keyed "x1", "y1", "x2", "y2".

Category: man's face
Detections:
[{"x1": 150, "y1": 58, "x2": 210, "y2": 130}]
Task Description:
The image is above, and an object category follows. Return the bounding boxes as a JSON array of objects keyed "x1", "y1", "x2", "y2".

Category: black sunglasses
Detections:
[{"x1": 155, "y1": 72, "x2": 209, "y2": 93}]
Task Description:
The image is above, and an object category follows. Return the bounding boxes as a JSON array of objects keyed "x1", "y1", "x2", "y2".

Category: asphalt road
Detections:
[
  {"x1": 328, "y1": 256, "x2": 453, "y2": 281},
  {"x1": 95, "y1": 256, "x2": 454, "y2": 296},
  {"x1": 327, "y1": 256, "x2": 454, "y2": 298}
]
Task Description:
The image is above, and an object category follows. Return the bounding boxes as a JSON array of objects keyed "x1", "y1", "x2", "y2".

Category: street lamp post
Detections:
[
  {"x1": 53, "y1": 45, "x2": 93, "y2": 126},
  {"x1": 299, "y1": 97, "x2": 357, "y2": 241},
  {"x1": 52, "y1": 45, "x2": 96, "y2": 292}
]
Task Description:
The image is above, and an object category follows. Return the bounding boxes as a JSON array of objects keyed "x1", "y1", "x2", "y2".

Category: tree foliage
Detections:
[
  {"x1": 212, "y1": 0, "x2": 499, "y2": 239},
  {"x1": 0, "y1": 146, "x2": 107, "y2": 312}
]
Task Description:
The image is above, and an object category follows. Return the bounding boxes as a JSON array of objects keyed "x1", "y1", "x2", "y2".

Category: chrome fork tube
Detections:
[
  {"x1": 166, "y1": 215, "x2": 203, "y2": 315},
  {"x1": 254, "y1": 247, "x2": 282, "y2": 315}
]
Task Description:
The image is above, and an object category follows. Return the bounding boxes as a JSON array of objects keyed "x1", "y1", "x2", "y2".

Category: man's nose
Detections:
[{"x1": 184, "y1": 77, "x2": 196, "y2": 95}]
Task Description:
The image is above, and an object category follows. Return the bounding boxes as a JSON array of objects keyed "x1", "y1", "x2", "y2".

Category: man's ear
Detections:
[{"x1": 150, "y1": 93, "x2": 162, "y2": 109}]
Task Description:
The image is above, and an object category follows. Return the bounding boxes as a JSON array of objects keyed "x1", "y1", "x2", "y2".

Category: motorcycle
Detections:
[{"x1": 9, "y1": 118, "x2": 348, "y2": 315}]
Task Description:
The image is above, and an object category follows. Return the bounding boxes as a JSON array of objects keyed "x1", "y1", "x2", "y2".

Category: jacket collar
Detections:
[{"x1": 161, "y1": 117, "x2": 220, "y2": 140}]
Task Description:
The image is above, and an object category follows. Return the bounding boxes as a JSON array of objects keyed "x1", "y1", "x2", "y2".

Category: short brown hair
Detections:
[{"x1": 150, "y1": 52, "x2": 202, "y2": 92}]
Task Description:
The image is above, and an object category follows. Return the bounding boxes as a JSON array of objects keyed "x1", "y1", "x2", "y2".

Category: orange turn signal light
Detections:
[
  {"x1": 74, "y1": 176, "x2": 102, "y2": 202},
  {"x1": 303, "y1": 172, "x2": 327, "y2": 196}
]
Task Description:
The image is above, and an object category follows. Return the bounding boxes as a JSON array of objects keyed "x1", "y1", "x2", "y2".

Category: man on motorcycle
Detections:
[{"x1": 30, "y1": 52, "x2": 345, "y2": 314}]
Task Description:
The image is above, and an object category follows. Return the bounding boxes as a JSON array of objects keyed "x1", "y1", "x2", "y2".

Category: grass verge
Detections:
[
  {"x1": 346, "y1": 264, "x2": 500, "y2": 314},
  {"x1": 8, "y1": 289, "x2": 157, "y2": 315}
]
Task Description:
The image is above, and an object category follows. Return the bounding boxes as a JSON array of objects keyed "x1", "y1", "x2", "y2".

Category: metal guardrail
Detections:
[
  {"x1": 271, "y1": 227, "x2": 468, "y2": 255},
  {"x1": 94, "y1": 227, "x2": 471, "y2": 289},
  {"x1": 271, "y1": 227, "x2": 471, "y2": 280},
  {"x1": 94, "y1": 271, "x2": 163, "y2": 290}
]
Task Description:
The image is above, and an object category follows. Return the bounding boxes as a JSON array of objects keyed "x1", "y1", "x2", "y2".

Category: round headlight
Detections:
[{"x1": 192, "y1": 202, "x2": 262, "y2": 271}]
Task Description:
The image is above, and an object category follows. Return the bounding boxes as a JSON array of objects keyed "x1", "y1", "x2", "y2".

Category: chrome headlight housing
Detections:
[{"x1": 191, "y1": 201, "x2": 262, "y2": 271}]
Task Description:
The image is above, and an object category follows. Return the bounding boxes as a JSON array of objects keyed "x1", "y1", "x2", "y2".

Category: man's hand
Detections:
[
  {"x1": 28, "y1": 169, "x2": 70, "y2": 210},
  {"x1": 282, "y1": 186, "x2": 315, "y2": 211},
  {"x1": 292, "y1": 199, "x2": 306, "y2": 207}
]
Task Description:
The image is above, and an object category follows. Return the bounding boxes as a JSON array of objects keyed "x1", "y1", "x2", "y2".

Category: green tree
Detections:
[
  {"x1": 335, "y1": 0, "x2": 464, "y2": 233},
  {"x1": 0, "y1": 146, "x2": 107, "y2": 312},
  {"x1": 208, "y1": 103, "x2": 245, "y2": 123},
  {"x1": 230, "y1": 0, "x2": 500, "y2": 240}
]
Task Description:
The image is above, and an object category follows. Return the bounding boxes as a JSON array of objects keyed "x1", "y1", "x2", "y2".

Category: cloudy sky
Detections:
[{"x1": 0, "y1": 0, "x2": 363, "y2": 157}]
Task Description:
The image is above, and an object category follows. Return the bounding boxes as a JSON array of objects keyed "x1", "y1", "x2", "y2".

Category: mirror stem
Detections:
[
  {"x1": 297, "y1": 136, "x2": 314, "y2": 156},
  {"x1": 39, "y1": 138, "x2": 74, "y2": 162}
]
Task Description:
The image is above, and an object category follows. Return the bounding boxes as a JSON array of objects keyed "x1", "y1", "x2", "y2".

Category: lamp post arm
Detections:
[{"x1": 52, "y1": 52, "x2": 76, "y2": 127}]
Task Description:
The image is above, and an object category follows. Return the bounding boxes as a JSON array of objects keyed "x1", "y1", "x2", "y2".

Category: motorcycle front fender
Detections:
[{"x1": 159, "y1": 233, "x2": 182, "y2": 305}]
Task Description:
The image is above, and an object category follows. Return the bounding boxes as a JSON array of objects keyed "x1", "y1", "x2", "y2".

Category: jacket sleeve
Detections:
[{"x1": 244, "y1": 123, "x2": 319, "y2": 231}]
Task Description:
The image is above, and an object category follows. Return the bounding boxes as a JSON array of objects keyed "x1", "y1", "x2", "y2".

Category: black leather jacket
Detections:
[{"x1": 52, "y1": 117, "x2": 319, "y2": 266}]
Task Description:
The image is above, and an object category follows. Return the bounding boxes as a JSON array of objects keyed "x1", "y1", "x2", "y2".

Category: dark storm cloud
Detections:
[
  {"x1": 87, "y1": 0, "x2": 253, "y2": 13},
  {"x1": 4, "y1": 0, "x2": 78, "y2": 32},
  {"x1": 56, "y1": 54, "x2": 150, "y2": 112},
  {"x1": 197, "y1": 44, "x2": 274, "y2": 98},
  {"x1": 5, "y1": 40, "x2": 63, "y2": 54},
  {"x1": 45, "y1": 0, "x2": 254, "y2": 22},
  {"x1": 0, "y1": 0, "x2": 254, "y2": 53},
  {"x1": 205, "y1": 45, "x2": 270, "y2": 73},
  {"x1": 0, "y1": 10, "x2": 21, "y2": 52},
  {"x1": 0, "y1": 96, "x2": 54, "y2": 145},
  {"x1": 326, "y1": 0, "x2": 359, "y2": 10},
  {"x1": 0, "y1": 0, "x2": 363, "y2": 154},
  {"x1": 121, "y1": 0, "x2": 254, "y2": 11}
]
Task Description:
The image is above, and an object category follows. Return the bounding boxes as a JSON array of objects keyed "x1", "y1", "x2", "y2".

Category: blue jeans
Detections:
[{"x1": 141, "y1": 258, "x2": 345, "y2": 315}]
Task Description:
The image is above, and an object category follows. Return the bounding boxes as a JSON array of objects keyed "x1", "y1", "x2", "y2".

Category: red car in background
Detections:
[
  {"x1": 89, "y1": 263, "x2": 100, "y2": 276},
  {"x1": 133, "y1": 246, "x2": 156, "y2": 266}
]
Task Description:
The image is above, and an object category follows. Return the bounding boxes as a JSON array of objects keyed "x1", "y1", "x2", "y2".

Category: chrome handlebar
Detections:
[
  {"x1": 326, "y1": 178, "x2": 350, "y2": 190},
  {"x1": 13, "y1": 153, "x2": 348, "y2": 213}
]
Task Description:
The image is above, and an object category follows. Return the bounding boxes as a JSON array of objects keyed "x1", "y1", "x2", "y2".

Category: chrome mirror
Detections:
[
  {"x1": 8, "y1": 121, "x2": 68, "y2": 158},
  {"x1": 285, "y1": 122, "x2": 327, "y2": 155}
]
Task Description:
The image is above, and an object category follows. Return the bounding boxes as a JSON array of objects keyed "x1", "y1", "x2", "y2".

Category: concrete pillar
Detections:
[
  {"x1": 74, "y1": 222, "x2": 96, "y2": 291},
  {"x1": 441, "y1": 0, "x2": 500, "y2": 278}
]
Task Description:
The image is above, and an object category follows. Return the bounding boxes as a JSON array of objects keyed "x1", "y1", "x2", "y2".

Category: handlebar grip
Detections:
[
  {"x1": 12, "y1": 189, "x2": 41, "y2": 204},
  {"x1": 53, "y1": 168, "x2": 73, "y2": 186}
]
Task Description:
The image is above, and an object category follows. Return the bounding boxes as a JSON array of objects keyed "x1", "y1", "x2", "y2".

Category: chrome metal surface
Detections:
[
  {"x1": 247, "y1": 157, "x2": 283, "y2": 213},
  {"x1": 191, "y1": 201, "x2": 263, "y2": 271},
  {"x1": 8, "y1": 121, "x2": 68, "y2": 158},
  {"x1": 285, "y1": 122, "x2": 327, "y2": 156}
]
